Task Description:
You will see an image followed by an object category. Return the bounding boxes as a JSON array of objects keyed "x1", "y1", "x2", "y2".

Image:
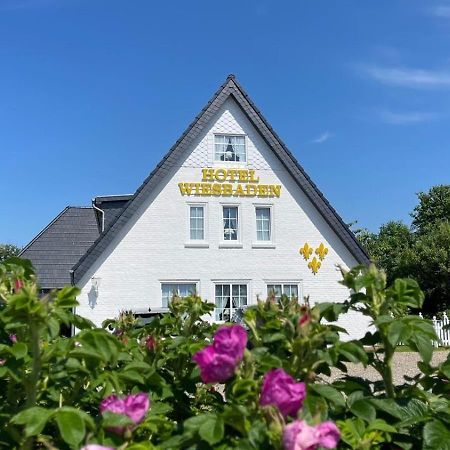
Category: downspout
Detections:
[
  {"x1": 92, "y1": 199, "x2": 105, "y2": 233},
  {"x1": 69, "y1": 269, "x2": 75, "y2": 336}
]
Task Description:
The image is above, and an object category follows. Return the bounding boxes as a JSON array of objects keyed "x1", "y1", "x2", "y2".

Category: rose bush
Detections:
[{"x1": 0, "y1": 258, "x2": 449, "y2": 449}]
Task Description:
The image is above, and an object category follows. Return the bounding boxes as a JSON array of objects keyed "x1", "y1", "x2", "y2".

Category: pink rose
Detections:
[
  {"x1": 81, "y1": 446, "x2": 114, "y2": 450},
  {"x1": 192, "y1": 345, "x2": 237, "y2": 384},
  {"x1": 283, "y1": 420, "x2": 319, "y2": 450},
  {"x1": 316, "y1": 421, "x2": 340, "y2": 448},
  {"x1": 14, "y1": 279, "x2": 23, "y2": 292},
  {"x1": 9, "y1": 334, "x2": 17, "y2": 344},
  {"x1": 260, "y1": 368, "x2": 306, "y2": 417},
  {"x1": 299, "y1": 314, "x2": 311, "y2": 327},
  {"x1": 100, "y1": 393, "x2": 150, "y2": 434},
  {"x1": 283, "y1": 420, "x2": 340, "y2": 450},
  {"x1": 213, "y1": 324, "x2": 247, "y2": 363},
  {"x1": 145, "y1": 336, "x2": 156, "y2": 351}
]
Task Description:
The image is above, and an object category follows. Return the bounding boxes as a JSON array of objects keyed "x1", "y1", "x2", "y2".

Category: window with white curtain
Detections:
[
  {"x1": 223, "y1": 206, "x2": 238, "y2": 241},
  {"x1": 215, "y1": 283, "x2": 248, "y2": 321},
  {"x1": 214, "y1": 135, "x2": 246, "y2": 162},
  {"x1": 256, "y1": 207, "x2": 271, "y2": 241}
]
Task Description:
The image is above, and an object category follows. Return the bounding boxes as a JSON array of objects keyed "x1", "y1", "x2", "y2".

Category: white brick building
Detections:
[{"x1": 22, "y1": 76, "x2": 370, "y2": 338}]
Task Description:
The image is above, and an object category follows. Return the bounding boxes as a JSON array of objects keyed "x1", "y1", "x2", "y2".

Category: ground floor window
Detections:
[
  {"x1": 161, "y1": 283, "x2": 197, "y2": 307},
  {"x1": 215, "y1": 283, "x2": 247, "y2": 322},
  {"x1": 266, "y1": 283, "x2": 299, "y2": 301}
]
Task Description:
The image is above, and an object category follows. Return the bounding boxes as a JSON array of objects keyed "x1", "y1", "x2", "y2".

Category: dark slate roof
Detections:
[
  {"x1": 20, "y1": 207, "x2": 99, "y2": 288},
  {"x1": 93, "y1": 195, "x2": 133, "y2": 231},
  {"x1": 73, "y1": 75, "x2": 369, "y2": 284}
]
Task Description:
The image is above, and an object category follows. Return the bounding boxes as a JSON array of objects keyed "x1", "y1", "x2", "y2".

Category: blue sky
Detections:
[{"x1": 1, "y1": 0, "x2": 450, "y2": 246}]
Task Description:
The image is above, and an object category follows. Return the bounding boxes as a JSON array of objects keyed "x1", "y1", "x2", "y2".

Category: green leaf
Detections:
[
  {"x1": 350, "y1": 399, "x2": 376, "y2": 422},
  {"x1": 366, "y1": 419, "x2": 396, "y2": 433},
  {"x1": 119, "y1": 369, "x2": 145, "y2": 384},
  {"x1": 102, "y1": 410, "x2": 134, "y2": 429},
  {"x1": 54, "y1": 409, "x2": 86, "y2": 447},
  {"x1": 423, "y1": 420, "x2": 450, "y2": 449},
  {"x1": 337, "y1": 418, "x2": 365, "y2": 448},
  {"x1": 309, "y1": 384, "x2": 345, "y2": 408},
  {"x1": 398, "y1": 398, "x2": 429, "y2": 428},
  {"x1": 231, "y1": 379, "x2": 257, "y2": 402},
  {"x1": 11, "y1": 407, "x2": 54, "y2": 436},
  {"x1": 388, "y1": 320, "x2": 407, "y2": 347},
  {"x1": 369, "y1": 398, "x2": 403, "y2": 419},
  {"x1": 70, "y1": 313, "x2": 95, "y2": 330},
  {"x1": 198, "y1": 414, "x2": 224, "y2": 445},
  {"x1": 387, "y1": 278, "x2": 424, "y2": 309},
  {"x1": 338, "y1": 342, "x2": 368, "y2": 364},
  {"x1": 410, "y1": 333, "x2": 433, "y2": 364},
  {"x1": 126, "y1": 443, "x2": 156, "y2": 450},
  {"x1": 262, "y1": 332, "x2": 286, "y2": 343},
  {"x1": 222, "y1": 405, "x2": 250, "y2": 435},
  {"x1": 10, "y1": 342, "x2": 27, "y2": 359},
  {"x1": 439, "y1": 360, "x2": 450, "y2": 379},
  {"x1": 315, "y1": 302, "x2": 346, "y2": 322},
  {"x1": 47, "y1": 316, "x2": 60, "y2": 339}
]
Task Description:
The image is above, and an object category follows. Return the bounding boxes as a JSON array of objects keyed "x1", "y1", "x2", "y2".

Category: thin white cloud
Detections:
[
  {"x1": 311, "y1": 131, "x2": 333, "y2": 144},
  {"x1": 379, "y1": 110, "x2": 438, "y2": 125},
  {"x1": 431, "y1": 5, "x2": 450, "y2": 18},
  {"x1": 356, "y1": 64, "x2": 450, "y2": 89}
]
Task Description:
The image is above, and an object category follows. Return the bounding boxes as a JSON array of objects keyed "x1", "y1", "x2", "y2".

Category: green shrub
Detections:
[{"x1": 0, "y1": 258, "x2": 449, "y2": 449}]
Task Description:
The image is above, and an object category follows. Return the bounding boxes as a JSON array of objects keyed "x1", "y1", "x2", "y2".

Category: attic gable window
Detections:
[{"x1": 214, "y1": 135, "x2": 246, "y2": 162}]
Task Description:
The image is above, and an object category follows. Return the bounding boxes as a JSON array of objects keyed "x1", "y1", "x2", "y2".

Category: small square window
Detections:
[
  {"x1": 256, "y1": 207, "x2": 271, "y2": 241},
  {"x1": 190, "y1": 206, "x2": 204, "y2": 240},
  {"x1": 215, "y1": 135, "x2": 246, "y2": 162},
  {"x1": 223, "y1": 206, "x2": 238, "y2": 241}
]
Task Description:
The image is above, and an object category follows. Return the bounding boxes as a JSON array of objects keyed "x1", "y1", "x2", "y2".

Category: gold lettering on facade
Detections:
[{"x1": 180, "y1": 168, "x2": 281, "y2": 198}]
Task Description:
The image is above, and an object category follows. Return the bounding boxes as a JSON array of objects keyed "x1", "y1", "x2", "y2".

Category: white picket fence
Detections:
[{"x1": 418, "y1": 312, "x2": 450, "y2": 347}]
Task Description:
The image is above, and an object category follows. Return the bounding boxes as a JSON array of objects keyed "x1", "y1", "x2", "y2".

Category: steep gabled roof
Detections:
[
  {"x1": 20, "y1": 207, "x2": 99, "y2": 288},
  {"x1": 72, "y1": 75, "x2": 369, "y2": 284}
]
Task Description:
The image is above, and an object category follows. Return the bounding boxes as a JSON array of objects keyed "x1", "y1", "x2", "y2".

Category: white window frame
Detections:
[
  {"x1": 219, "y1": 203, "x2": 242, "y2": 248},
  {"x1": 213, "y1": 133, "x2": 247, "y2": 164},
  {"x1": 264, "y1": 280, "x2": 302, "y2": 302},
  {"x1": 213, "y1": 281, "x2": 250, "y2": 322},
  {"x1": 160, "y1": 280, "x2": 200, "y2": 307},
  {"x1": 253, "y1": 204, "x2": 275, "y2": 248},
  {"x1": 185, "y1": 203, "x2": 209, "y2": 248}
]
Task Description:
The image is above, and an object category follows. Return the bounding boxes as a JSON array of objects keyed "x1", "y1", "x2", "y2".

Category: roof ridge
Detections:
[
  {"x1": 19, "y1": 207, "x2": 71, "y2": 256},
  {"x1": 72, "y1": 75, "x2": 369, "y2": 284},
  {"x1": 229, "y1": 78, "x2": 369, "y2": 260}
]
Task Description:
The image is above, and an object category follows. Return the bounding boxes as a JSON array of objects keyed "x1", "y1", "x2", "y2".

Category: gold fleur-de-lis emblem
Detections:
[
  {"x1": 299, "y1": 242, "x2": 313, "y2": 260},
  {"x1": 315, "y1": 243, "x2": 329, "y2": 261},
  {"x1": 308, "y1": 257, "x2": 321, "y2": 275}
]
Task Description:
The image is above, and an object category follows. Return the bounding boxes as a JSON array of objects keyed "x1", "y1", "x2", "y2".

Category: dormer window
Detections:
[{"x1": 214, "y1": 135, "x2": 246, "y2": 162}]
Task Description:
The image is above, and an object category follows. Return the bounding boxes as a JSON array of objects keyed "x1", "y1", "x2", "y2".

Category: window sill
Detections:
[
  {"x1": 218, "y1": 242, "x2": 243, "y2": 249},
  {"x1": 252, "y1": 243, "x2": 276, "y2": 249},
  {"x1": 185, "y1": 242, "x2": 210, "y2": 248}
]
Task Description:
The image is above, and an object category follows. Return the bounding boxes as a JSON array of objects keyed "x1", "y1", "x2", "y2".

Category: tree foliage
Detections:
[
  {"x1": 411, "y1": 184, "x2": 450, "y2": 233},
  {"x1": 0, "y1": 244, "x2": 21, "y2": 263},
  {"x1": 357, "y1": 185, "x2": 450, "y2": 315}
]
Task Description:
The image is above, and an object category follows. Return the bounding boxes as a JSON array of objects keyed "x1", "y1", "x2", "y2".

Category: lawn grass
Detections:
[{"x1": 395, "y1": 345, "x2": 450, "y2": 352}]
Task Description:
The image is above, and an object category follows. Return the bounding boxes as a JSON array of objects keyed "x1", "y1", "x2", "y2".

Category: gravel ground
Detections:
[{"x1": 327, "y1": 351, "x2": 449, "y2": 385}]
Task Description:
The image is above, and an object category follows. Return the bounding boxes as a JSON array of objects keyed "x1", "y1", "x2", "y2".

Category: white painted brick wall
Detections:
[{"x1": 75, "y1": 98, "x2": 371, "y2": 339}]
